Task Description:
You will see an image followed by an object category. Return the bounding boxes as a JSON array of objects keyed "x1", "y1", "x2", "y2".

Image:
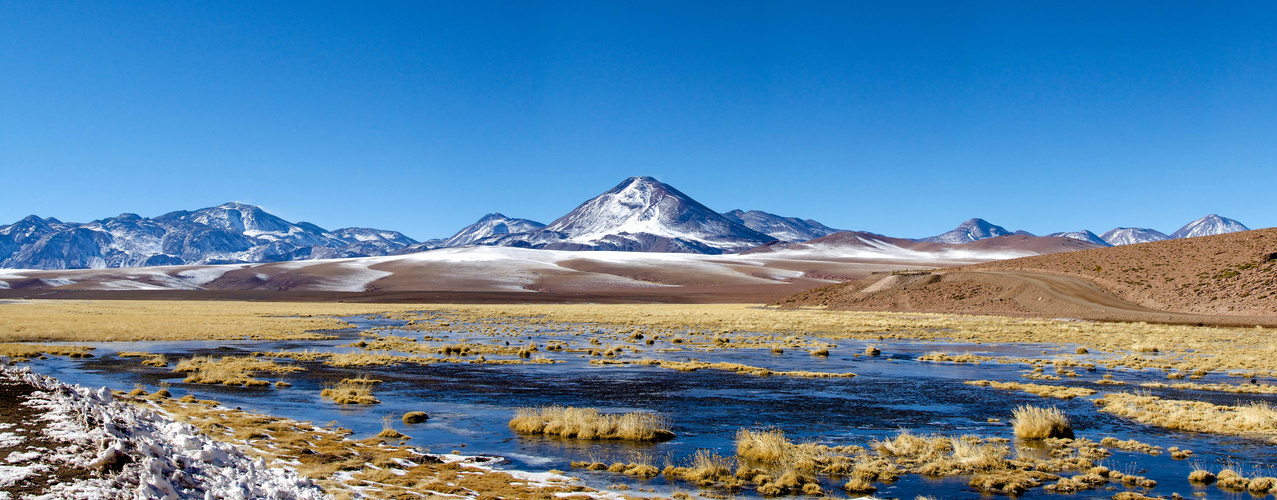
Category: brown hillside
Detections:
[{"x1": 780, "y1": 228, "x2": 1277, "y2": 325}]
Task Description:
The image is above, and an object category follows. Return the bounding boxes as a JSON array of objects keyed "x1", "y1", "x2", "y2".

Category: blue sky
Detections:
[{"x1": 2, "y1": 1, "x2": 1274, "y2": 240}]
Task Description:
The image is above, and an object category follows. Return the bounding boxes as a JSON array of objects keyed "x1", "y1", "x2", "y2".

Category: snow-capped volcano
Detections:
[
  {"x1": 0, "y1": 203, "x2": 417, "y2": 270},
  {"x1": 1046, "y1": 230, "x2": 1112, "y2": 247},
  {"x1": 920, "y1": 218, "x2": 1014, "y2": 244},
  {"x1": 1100, "y1": 227, "x2": 1169, "y2": 246},
  {"x1": 720, "y1": 209, "x2": 841, "y2": 242},
  {"x1": 444, "y1": 213, "x2": 545, "y2": 247},
  {"x1": 1170, "y1": 214, "x2": 1249, "y2": 239},
  {"x1": 488, "y1": 177, "x2": 775, "y2": 254}
]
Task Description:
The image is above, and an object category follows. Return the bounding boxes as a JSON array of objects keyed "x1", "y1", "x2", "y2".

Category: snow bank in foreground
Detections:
[{"x1": 2, "y1": 365, "x2": 328, "y2": 500}]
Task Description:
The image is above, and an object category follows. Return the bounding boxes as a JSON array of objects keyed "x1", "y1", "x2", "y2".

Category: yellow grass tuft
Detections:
[
  {"x1": 174, "y1": 355, "x2": 302, "y2": 386},
  {"x1": 965, "y1": 380, "x2": 1096, "y2": 399},
  {"x1": 402, "y1": 411, "x2": 429, "y2": 424},
  {"x1": 1011, "y1": 405, "x2": 1073, "y2": 439},
  {"x1": 1097, "y1": 392, "x2": 1277, "y2": 437},
  {"x1": 508, "y1": 406, "x2": 673, "y2": 442},
  {"x1": 321, "y1": 380, "x2": 380, "y2": 405}
]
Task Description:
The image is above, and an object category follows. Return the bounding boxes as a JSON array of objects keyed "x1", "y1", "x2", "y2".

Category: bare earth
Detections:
[{"x1": 781, "y1": 228, "x2": 1277, "y2": 327}]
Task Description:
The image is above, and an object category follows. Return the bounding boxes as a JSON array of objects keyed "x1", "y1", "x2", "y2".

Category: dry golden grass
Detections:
[
  {"x1": 393, "y1": 304, "x2": 1277, "y2": 376},
  {"x1": 1098, "y1": 392, "x2": 1277, "y2": 438},
  {"x1": 0, "y1": 300, "x2": 432, "y2": 342},
  {"x1": 321, "y1": 379, "x2": 380, "y2": 405},
  {"x1": 402, "y1": 411, "x2": 429, "y2": 424},
  {"x1": 173, "y1": 355, "x2": 301, "y2": 386},
  {"x1": 1011, "y1": 405, "x2": 1073, "y2": 439},
  {"x1": 733, "y1": 428, "x2": 864, "y2": 475},
  {"x1": 509, "y1": 406, "x2": 674, "y2": 442},
  {"x1": 0, "y1": 343, "x2": 94, "y2": 360},
  {"x1": 965, "y1": 380, "x2": 1096, "y2": 399},
  {"x1": 595, "y1": 358, "x2": 855, "y2": 378},
  {"x1": 1140, "y1": 380, "x2": 1277, "y2": 394},
  {"x1": 872, "y1": 430, "x2": 1009, "y2": 476},
  {"x1": 1098, "y1": 436, "x2": 1162, "y2": 455}
]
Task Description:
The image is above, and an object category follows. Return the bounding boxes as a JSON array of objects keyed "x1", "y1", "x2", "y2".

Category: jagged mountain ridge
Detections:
[
  {"x1": 1169, "y1": 214, "x2": 1249, "y2": 239},
  {"x1": 1046, "y1": 230, "x2": 1111, "y2": 247},
  {"x1": 1100, "y1": 228, "x2": 1169, "y2": 246},
  {"x1": 480, "y1": 177, "x2": 775, "y2": 254},
  {"x1": 443, "y1": 213, "x2": 545, "y2": 247},
  {"x1": 919, "y1": 218, "x2": 1014, "y2": 244},
  {"x1": 0, "y1": 203, "x2": 417, "y2": 270},
  {"x1": 720, "y1": 209, "x2": 841, "y2": 242},
  {"x1": 922, "y1": 215, "x2": 1253, "y2": 247}
]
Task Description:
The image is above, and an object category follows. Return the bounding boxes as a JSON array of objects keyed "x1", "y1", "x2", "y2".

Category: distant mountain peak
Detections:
[
  {"x1": 1170, "y1": 214, "x2": 1249, "y2": 239},
  {"x1": 1100, "y1": 227, "x2": 1169, "y2": 246},
  {"x1": 443, "y1": 213, "x2": 545, "y2": 247},
  {"x1": 1046, "y1": 229, "x2": 1111, "y2": 247},
  {"x1": 479, "y1": 176, "x2": 774, "y2": 254},
  {"x1": 920, "y1": 218, "x2": 1013, "y2": 244},
  {"x1": 721, "y1": 209, "x2": 841, "y2": 242}
]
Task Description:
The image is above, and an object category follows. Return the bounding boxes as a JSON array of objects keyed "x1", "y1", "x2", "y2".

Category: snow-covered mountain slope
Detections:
[
  {"x1": 487, "y1": 177, "x2": 775, "y2": 254},
  {"x1": 0, "y1": 237, "x2": 1066, "y2": 295},
  {"x1": 1100, "y1": 227, "x2": 1169, "y2": 246},
  {"x1": 720, "y1": 209, "x2": 841, "y2": 242},
  {"x1": 919, "y1": 218, "x2": 1014, "y2": 244},
  {"x1": 0, "y1": 203, "x2": 418, "y2": 270},
  {"x1": 1169, "y1": 214, "x2": 1249, "y2": 239},
  {"x1": 746, "y1": 230, "x2": 1101, "y2": 261},
  {"x1": 443, "y1": 213, "x2": 545, "y2": 247},
  {"x1": 1046, "y1": 230, "x2": 1112, "y2": 247}
]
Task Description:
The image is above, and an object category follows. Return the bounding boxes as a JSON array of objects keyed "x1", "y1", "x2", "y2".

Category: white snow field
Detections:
[{"x1": 0, "y1": 365, "x2": 327, "y2": 500}]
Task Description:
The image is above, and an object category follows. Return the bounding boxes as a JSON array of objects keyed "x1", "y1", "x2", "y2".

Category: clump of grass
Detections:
[
  {"x1": 1188, "y1": 465, "x2": 1216, "y2": 484},
  {"x1": 1011, "y1": 405, "x2": 1073, "y2": 439},
  {"x1": 864, "y1": 346, "x2": 881, "y2": 356},
  {"x1": 508, "y1": 406, "x2": 674, "y2": 442},
  {"x1": 174, "y1": 355, "x2": 302, "y2": 386},
  {"x1": 321, "y1": 379, "x2": 380, "y2": 404},
  {"x1": 872, "y1": 430, "x2": 1008, "y2": 476},
  {"x1": 1097, "y1": 392, "x2": 1277, "y2": 437},
  {"x1": 966, "y1": 380, "x2": 1096, "y2": 399},
  {"x1": 1217, "y1": 468, "x2": 1250, "y2": 490},
  {"x1": 141, "y1": 354, "x2": 168, "y2": 367},
  {"x1": 375, "y1": 415, "x2": 409, "y2": 440},
  {"x1": 0, "y1": 343, "x2": 94, "y2": 361},
  {"x1": 662, "y1": 449, "x2": 737, "y2": 486},
  {"x1": 402, "y1": 411, "x2": 429, "y2": 424},
  {"x1": 1099, "y1": 436, "x2": 1162, "y2": 455}
]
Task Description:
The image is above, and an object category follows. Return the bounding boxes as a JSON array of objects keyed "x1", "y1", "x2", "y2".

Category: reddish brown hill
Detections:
[{"x1": 781, "y1": 228, "x2": 1277, "y2": 326}]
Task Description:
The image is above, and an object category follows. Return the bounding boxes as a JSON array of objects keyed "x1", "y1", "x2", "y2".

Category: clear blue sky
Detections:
[{"x1": 2, "y1": 1, "x2": 1274, "y2": 240}]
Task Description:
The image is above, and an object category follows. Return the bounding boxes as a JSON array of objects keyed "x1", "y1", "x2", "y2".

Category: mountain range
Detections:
[
  {"x1": 0, "y1": 176, "x2": 1256, "y2": 270},
  {"x1": 0, "y1": 203, "x2": 417, "y2": 270},
  {"x1": 918, "y1": 215, "x2": 1249, "y2": 248}
]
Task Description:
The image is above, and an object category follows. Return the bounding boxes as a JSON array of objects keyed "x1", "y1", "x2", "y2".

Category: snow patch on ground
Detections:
[
  {"x1": 0, "y1": 281, "x2": 8, "y2": 290},
  {"x1": 93, "y1": 280, "x2": 172, "y2": 291},
  {"x1": 3, "y1": 366, "x2": 327, "y2": 499},
  {"x1": 0, "y1": 432, "x2": 23, "y2": 448},
  {"x1": 0, "y1": 464, "x2": 48, "y2": 489},
  {"x1": 38, "y1": 278, "x2": 76, "y2": 287},
  {"x1": 306, "y1": 262, "x2": 393, "y2": 292},
  {"x1": 171, "y1": 265, "x2": 244, "y2": 286}
]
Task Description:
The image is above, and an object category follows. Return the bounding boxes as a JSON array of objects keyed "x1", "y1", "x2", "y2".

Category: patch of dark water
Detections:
[{"x1": 21, "y1": 318, "x2": 1277, "y2": 499}]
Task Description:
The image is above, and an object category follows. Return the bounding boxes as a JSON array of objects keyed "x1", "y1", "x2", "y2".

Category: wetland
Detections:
[{"x1": 5, "y1": 300, "x2": 1277, "y2": 499}]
